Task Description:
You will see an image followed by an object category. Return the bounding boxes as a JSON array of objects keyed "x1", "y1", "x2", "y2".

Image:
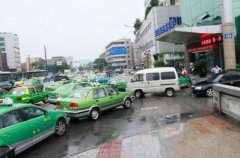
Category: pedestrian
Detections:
[
  {"x1": 211, "y1": 65, "x2": 222, "y2": 74},
  {"x1": 181, "y1": 67, "x2": 188, "y2": 77}
]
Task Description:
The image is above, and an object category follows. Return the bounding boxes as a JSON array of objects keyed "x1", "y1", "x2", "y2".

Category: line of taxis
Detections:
[{"x1": 0, "y1": 78, "x2": 134, "y2": 157}]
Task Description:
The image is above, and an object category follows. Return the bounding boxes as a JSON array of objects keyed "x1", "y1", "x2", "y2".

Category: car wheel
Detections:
[
  {"x1": 165, "y1": 89, "x2": 174, "y2": 97},
  {"x1": 29, "y1": 100, "x2": 33, "y2": 104},
  {"x1": 123, "y1": 98, "x2": 132, "y2": 109},
  {"x1": 54, "y1": 119, "x2": 67, "y2": 137},
  {"x1": 134, "y1": 90, "x2": 143, "y2": 98},
  {"x1": 206, "y1": 88, "x2": 214, "y2": 97},
  {"x1": 89, "y1": 108, "x2": 100, "y2": 121}
]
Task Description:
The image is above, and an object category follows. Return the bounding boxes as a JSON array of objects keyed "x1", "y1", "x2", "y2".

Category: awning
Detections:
[{"x1": 155, "y1": 25, "x2": 222, "y2": 44}]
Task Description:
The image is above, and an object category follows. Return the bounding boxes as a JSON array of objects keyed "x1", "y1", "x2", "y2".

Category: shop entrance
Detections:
[{"x1": 193, "y1": 51, "x2": 214, "y2": 70}]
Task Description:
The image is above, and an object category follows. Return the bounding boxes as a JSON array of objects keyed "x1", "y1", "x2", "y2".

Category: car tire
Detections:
[
  {"x1": 54, "y1": 119, "x2": 67, "y2": 137},
  {"x1": 134, "y1": 90, "x2": 143, "y2": 98},
  {"x1": 29, "y1": 100, "x2": 33, "y2": 104},
  {"x1": 123, "y1": 98, "x2": 132, "y2": 109},
  {"x1": 165, "y1": 88, "x2": 174, "y2": 97},
  {"x1": 89, "y1": 108, "x2": 100, "y2": 121},
  {"x1": 206, "y1": 88, "x2": 214, "y2": 97}
]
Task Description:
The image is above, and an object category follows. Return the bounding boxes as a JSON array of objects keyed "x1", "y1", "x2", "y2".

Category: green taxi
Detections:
[
  {"x1": 0, "y1": 87, "x2": 48, "y2": 104},
  {"x1": 178, "y1": 73, "x2": 192, "y2": 88},
  {"x1": 0, "y1": 98, "x2": 68, "y2": 156},
  {"x1": 48, "y1": 82, "x2": 88, "y2": 104},
  {"x1": 56, "y1": 85, "x2": 134, "y2": 120}
]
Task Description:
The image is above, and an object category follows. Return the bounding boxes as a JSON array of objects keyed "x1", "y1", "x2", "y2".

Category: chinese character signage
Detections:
[{"x1": 155, "y1": 17, "x2": 182, "y2": 37}]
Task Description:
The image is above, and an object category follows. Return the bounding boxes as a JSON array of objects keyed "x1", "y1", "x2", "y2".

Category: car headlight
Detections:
[{"x1": 195, "y1": 86, "x2": 202, "y2": 90}]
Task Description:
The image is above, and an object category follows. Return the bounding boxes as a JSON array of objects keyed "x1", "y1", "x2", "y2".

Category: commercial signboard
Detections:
[
  {"x1": 109, "y1": 47, "x2": 127, "y2": 55},
  {"x1": 155, "y1": 17, "x2": 182, "y2": 37},
  {"x1": 224, "y1": 33, "x2": 233, "y2": 39}
]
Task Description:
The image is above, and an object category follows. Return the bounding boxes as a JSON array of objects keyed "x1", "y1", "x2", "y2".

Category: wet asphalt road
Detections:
[{"x1": 17, "y1": 89, "x2": 213, "y2": 158}]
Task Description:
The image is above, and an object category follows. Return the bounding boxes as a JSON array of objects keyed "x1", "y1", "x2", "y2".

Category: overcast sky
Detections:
[{"x1": 0, "y1": 0, "x2": 144, "y2": 63}]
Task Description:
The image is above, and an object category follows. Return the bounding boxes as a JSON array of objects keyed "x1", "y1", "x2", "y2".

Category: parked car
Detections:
[
  {"x1": 54, "y1": 76, "x2": 70, "y2": 82},
  {"x1": 0, "y1": 99, "x2": 68, "y2": 156},
  {"x1": 192, "y1": 73, "x2": 240, "y2": 97},
  {"x1": 127, "y1": 67, "x2": 180, "y2": 98},
  {"x1": 0, "y1": 81, "x2": 14, "y2": 91},
  {"x1": 48, "y1": 82, "x2": 88, "y2": 104},
  {"x1": 22, "y1": 79, "x2": 44, "y2": 90},
  {"x1": 178, "y1": 73, "x2": 192, "y2": 88},
  {"x1": 0, "y1": 86, "x2": 48, "y2": 104},
  {"x1": 56, "y1": 85, "x2": 134, "y2": 120},
  {"x1": 44, "y1": 80, "x2": 71, "y2": 92}
]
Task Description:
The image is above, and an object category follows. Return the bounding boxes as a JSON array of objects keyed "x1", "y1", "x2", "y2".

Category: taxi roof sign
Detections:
[{"x1": 0, "y1": 98, "x2": 13, "y2": 106}]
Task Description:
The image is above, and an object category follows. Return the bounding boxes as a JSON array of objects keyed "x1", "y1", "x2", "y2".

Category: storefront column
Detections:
[
  {"x1": 222, "y1": 0, "x2": 236, "y2": 69},
  {"x1": 184, "y1": 44, "x2": 190, "y2": 72}
]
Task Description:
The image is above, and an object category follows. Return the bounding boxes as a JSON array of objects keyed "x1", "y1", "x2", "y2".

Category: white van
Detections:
[{"x1": 127, "y1": 67, "x2": 180, "y2": 98}]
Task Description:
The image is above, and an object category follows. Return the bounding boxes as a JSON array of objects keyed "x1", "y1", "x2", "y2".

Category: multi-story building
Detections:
[
  {"x1": 156, "y1": 0, "x2": 240, "y2": 70},
  {"x1": 47, "y1": 56, "x2": 66, "y2": 66},
  {"x1": 65, "y1": 56, "x2": 74, "y2": 65},
  {"x1": 105, "y1": 38, "x2": 134, "y2": 70},
  {"x1": 0, "y1": 33, "x2": 21, "y2": 71},
  {"x1": 135, "y1": 5, "x2": 184, "y2": 65},
  {"x1": 0, "y1": 53, "x2": 8, "y2": 71},
  {"x1": 144, "y1": 0, "x2": 180, "y2": 9}
]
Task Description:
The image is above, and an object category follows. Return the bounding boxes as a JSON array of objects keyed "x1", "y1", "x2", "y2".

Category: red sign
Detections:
[
  {"x1": 201, "y1": 36, "x2": 222, "y2": 46},
  {"x1": 188, "y1": 44, "x2": 217, "y2": 53}
]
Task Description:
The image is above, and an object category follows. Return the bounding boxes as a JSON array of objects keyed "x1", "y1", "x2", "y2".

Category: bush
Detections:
[
  {"x1": 193, "y1": 60, "x2": 207, "y2": 77},
  {"x1": 154, "y1": 61, "x2": 168, "y2": 68}
]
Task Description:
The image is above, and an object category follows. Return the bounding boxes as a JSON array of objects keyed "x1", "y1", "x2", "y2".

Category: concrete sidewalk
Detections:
[{"x1": 68, "y1": 115, "x2": 240, "y2": 158}]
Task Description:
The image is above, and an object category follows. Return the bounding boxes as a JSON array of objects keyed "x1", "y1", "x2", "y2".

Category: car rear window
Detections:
[
  {"x1": 9, "y1": 88, "x2": 26, "y2": 94},
  {"x1": 69, "y1": 89, "x2": 89, "y2": 99},
  {"x1": 161, "y1": 72, "x2": 176, "y2": 80}
]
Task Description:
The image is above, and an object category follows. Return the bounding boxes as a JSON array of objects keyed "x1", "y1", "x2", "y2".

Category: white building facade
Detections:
[
  {"x1": 135, "y1": 5, "x2": 184, "y2": 65},
  {"x1": 105, "y1": 38, "x2": 134, "y2": 70},
  {"x1": 0, "y1": 33, "x2": 21, "y2": 71}
]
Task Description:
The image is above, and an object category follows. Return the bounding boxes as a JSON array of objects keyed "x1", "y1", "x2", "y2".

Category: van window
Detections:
[
  {"x1": 131, "y1": 74, "x2": 144, "y2": 82},
  {"x1": 146, "y1": 73, "x2": 160, "y2": 81},
  {"x1": 161, "y1": 72, "x2": 176, "y2": 80}
]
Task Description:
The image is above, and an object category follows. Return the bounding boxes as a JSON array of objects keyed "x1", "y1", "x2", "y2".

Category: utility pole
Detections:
[{"x1": 44, "y1": 45, "x2": 47, "y2": 70}]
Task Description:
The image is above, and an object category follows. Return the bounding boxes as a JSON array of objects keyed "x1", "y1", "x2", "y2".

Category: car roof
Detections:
[
  {"x1": 0, "y1": 104, "x2": 30, "y2": 115},
  {"x1": 80, "y1": 85, "x2": 111, "y2": 90},
  {"x1": 136, "y1": 67, "x2": 176, "y2": 74}
]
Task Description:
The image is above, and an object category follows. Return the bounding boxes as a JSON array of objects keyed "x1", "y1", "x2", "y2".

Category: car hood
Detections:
[{"x1": 193, "y1": 80, "x2": 214, "y2": 87}]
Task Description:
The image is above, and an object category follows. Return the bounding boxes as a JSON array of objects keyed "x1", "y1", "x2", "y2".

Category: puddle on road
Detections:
[{"x1": 92, "y1": 126, "x2": 119, "y2": 145}]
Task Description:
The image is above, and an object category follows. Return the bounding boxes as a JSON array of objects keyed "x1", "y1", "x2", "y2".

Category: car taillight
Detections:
[
  {"x1": 56, "y1": 102, "x2": 60, "y2": 107},
  {"x1": 70, "y1": 103, "x2": 78, "y2": 108},
  {"x1": 56, "y1": 94, "x2": 62, "y2": 98},
  {"x1": 17, "y1": 96, "x2": 22, "y2": 100}
]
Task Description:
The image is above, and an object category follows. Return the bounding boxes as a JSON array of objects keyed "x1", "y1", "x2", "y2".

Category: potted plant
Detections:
[{"x1": 193, "y1": 60, "x2": 207, "y2": 77}]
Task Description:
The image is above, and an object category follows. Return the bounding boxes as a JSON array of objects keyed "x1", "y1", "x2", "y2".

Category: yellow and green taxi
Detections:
[
  {"x1": 56, "y1": 85, "x2": 134, "y2": 120},
  {"x1": 0, "y1": 86, "x2": 48, "y2": 104},
  {"x1": 48, "y1": 82, "x2": 89, "y2": 104},
  {"x1": 178, "y1": 73, "x2": 192, "y2": 88},
  {"x1": 0, "y1": 98, "x2": 68, "y2": 156}
]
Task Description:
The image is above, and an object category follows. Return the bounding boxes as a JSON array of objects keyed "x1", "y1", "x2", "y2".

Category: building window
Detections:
[
  {"x1": 0, "y1": 37, "x2": 4, "y2": 41},
  {"x1": 0, "y1": 48, "x2": 6, "y2": 52},
  {"x1": 0, "y1": 43, "x2": 5, "y2": 46}
]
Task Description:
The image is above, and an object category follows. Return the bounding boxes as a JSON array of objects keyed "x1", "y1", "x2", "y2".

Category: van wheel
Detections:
[
  {"x1": 134, "y1": 90, "x2": 143, "y2": 98},
  {"x1": 165, "y1": 89, "x2": 174, "y2": 97},
  {"x1": 29, "y1": 100, "x2": 34, "y2": 104},
  {"x1": 89, "y1": 108, "x2": 100, "y2": 121}
]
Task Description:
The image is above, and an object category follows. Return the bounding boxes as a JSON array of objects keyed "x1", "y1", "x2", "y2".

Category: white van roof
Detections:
[{"x1": 136, "y1": 67, "x2": 176, "y2": 74}]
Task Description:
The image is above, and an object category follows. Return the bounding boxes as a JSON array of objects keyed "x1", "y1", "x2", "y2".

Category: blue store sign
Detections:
[
  {"x1": 155, "y1": 17, "x2": 182, "y2": 37},
  {"x1": 109, "y1": 47, "x2": 127, "y2": 55},
  {"x1": 224, "y1": 33, "x2": 233, "y2": 39}
]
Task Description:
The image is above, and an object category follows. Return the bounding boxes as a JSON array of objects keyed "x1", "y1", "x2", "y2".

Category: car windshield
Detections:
[
  {"x1": 9, "y1": 88, "x2": 26, "y2": 94},
  {"x1": 56, "y1": 84, "x2": 73, "y2": 92},
  {"x1": 207, "y1": 74, "x2": 223, "y2": 83},
  {"x1": 69, "y1": 89, "x2": 89, "y2": 99}
]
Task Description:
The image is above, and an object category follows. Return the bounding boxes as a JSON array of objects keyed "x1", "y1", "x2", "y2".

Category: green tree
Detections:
[
  {"x1": 79, "y1": 65, "x2": 84, "y2": 71},
  {"x1": 134, "y1": 18, "x2": 142, "y2": 34},
  {"x1": 93, "y1": 58, "x2": 107, "y2": 72},
  {"x1": 154, "y1": 61, "x2": 168, "y2": 68},
  {"x1": 47, "y1": 62, "x2": 70, "y2": 73},
  {"x1": 31, "y1": 61, "x2": 45, "y2": 70}
]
